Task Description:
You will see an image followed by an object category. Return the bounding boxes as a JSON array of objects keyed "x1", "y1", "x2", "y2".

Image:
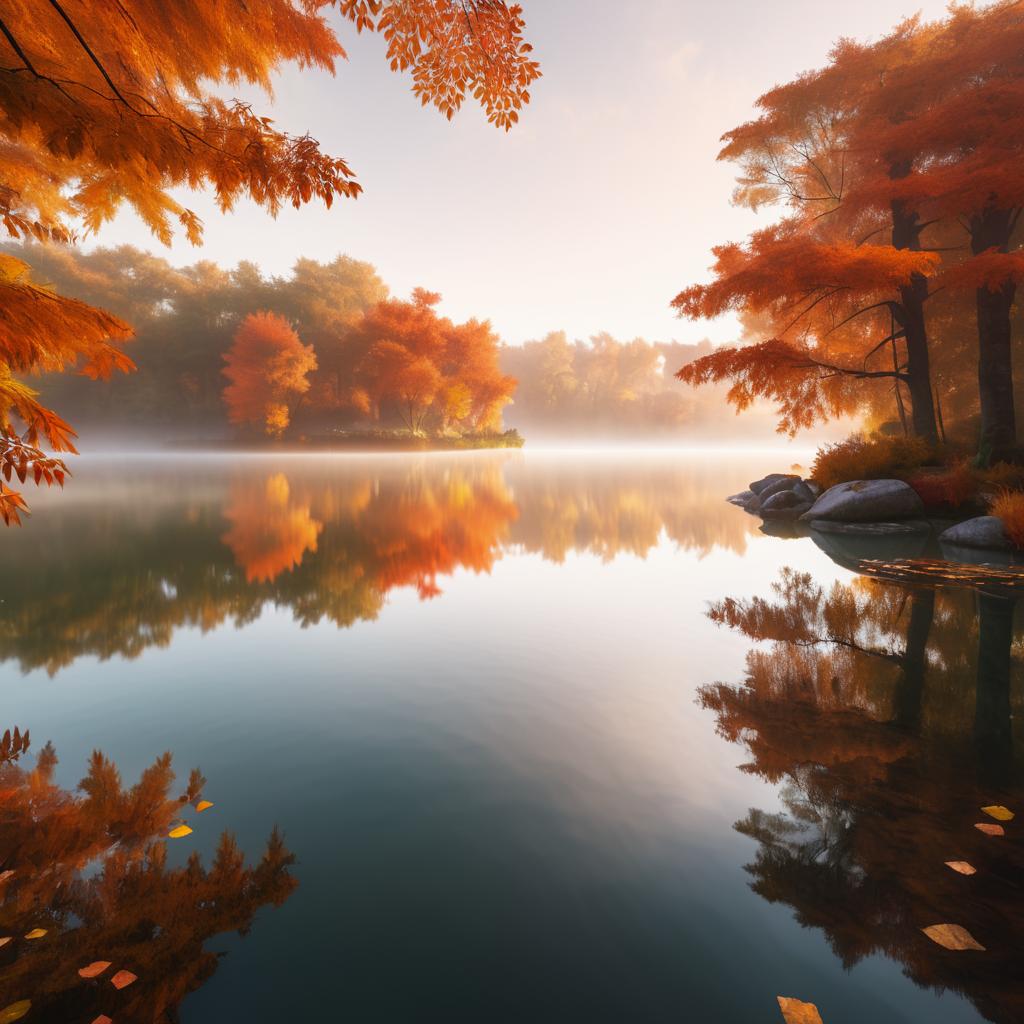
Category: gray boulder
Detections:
[
  {"x1": 727, "y1": 490, "x2": 757, "y2": 508},
  {"x1": 758, "y1": 475, "x2": 802, "y2": 502},
  {"x1": 750, "y1": 473, "x2": 799, "y2": 495},
  {"x1": 792, "y1": 480, "x2": 818, "y2": 504},
  {"x1": 801, "y1": 479, "x2": 925, "y2": 522},
  {"x1": 938, "y1": 516, "x2": 1012, "y2": 552},
  {"x1": 762, "y1": 489, "x2": 807, "y2": 511}
]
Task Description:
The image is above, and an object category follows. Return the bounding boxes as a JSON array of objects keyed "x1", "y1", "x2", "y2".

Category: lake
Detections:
[{"x1": 0, "y1": 451, "x2": 1020, "y2": 1023}]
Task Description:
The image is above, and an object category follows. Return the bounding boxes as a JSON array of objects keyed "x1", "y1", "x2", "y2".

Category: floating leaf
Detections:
[
  {"x1": 975, "y1": 822, "x2": 1005, "y2": 837},
  {"x1": 91, "y1": 1016, "x2": 113, "y2": 1024},
  {"x1": 195, "y1": 800, "x2": 214, "y2": 813},
  {"x1": 777, "y1": 996, "x2": 824, "y2": 1023},
  {"x1": 981, "y1": 805, "x2": 1014, "y2": 822},
  {"x1": 945, "y1": 861, "x2": 976, "y2": 875},
  {"x1": 168, "y1": 824, "x2": 193, "y2": 839},
  {"x1": 78, "y1": 960, "x2": 112, "y2": 978},
  {"x1": 0, "y1": 870, "x2": 14, "y2": 884},
  {"x1": 24, "y1": 928, "x2": 47, "y2": 940},
  {"x1": 0, "y1": 1001, "x2": 31, "y2": 1024},
  {"x1": 922, "y1": 924, "x2": 986, "y2": 951},
  {"x1": 111, "y1": 970, "x2": 137, "y2": 990},
  {"x1": 0, "y1": 938, "x2": 10, "y2": 948}
]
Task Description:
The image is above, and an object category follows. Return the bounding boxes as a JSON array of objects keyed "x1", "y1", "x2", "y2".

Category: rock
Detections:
[
  {"x1": 749, "y1": 473, "x2": 799, "y2": 495},
  {"x1": 805, "y1": 481, "x2": 823, "y2": 498},
  {"x1": 761, "y1": 502, "x2": 813, "y2": 520},
  {"x1": 809, "y1": 519, "x2": 932, "y2": 536},
  {"x1": 801, "y1": 479, "x2": 925, "y2": 522},
  {"x1": 758, "y1": 475, "x2": 802, "y2": 502},
  {"x1": 938, "y1": 516, "x2": 1012, "y2": 551},
  {"x1": 762, "y1": 489, "x2": 807, "y2": 511},
  {"x1": 792, "y1": 480, "x2": 818, "y2": 504},
  {"x1": 810, "y1": 525, "x2": 931, "y2": 569},
  {"x1": 939, "y1": 543, "x2": 1016, "y2": 568},
  {"x1": 727, "y1": 490, "x2": 757, "y2": 508}
]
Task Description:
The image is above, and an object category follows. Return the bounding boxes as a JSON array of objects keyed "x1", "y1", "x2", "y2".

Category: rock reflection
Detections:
[
  {"x1": 702, "y1": 570, "x2": 1023, "y2": 1024},
  {"x1": 0, "y1": 729, "x2": 295, "y2": 1021},
  {"x1": 0, "y1": 456, "x2": 758, "y2": 674}
]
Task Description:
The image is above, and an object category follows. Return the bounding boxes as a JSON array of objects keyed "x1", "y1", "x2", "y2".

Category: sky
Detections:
[{"x1": 96, "y1": 0, "x2": 952, "y2": 348}]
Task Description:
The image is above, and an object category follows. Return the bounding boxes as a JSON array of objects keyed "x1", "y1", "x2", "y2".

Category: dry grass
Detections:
[
  {"x1": 811, "y1": 434, "x2": 932, "y2": 490},
  {"x1": 989, "y1": 490, "x2": 1024, "y2": 549}
]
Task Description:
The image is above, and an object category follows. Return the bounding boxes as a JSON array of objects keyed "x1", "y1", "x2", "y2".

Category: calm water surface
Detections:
[{"x1": 0, "y1": 451, "x2": 1020, "y2": 1023}]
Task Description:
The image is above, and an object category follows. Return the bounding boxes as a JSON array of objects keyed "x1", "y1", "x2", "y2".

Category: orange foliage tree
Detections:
[
  {"x1": 675, "y1": 3, "x2": 1024, "y2": 459},
  {"x1": 0, "y1": 0, "x2": 539, "y2": 519},
  {"x1": 350, "y1": 289, "x2": 515, "y2": 434},
  {"x1": 223, "y1": 312, "x2": 317, "y2": 437}
]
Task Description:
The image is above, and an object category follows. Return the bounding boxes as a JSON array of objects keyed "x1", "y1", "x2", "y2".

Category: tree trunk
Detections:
[
  {"x1": 889, "y1": 172, "x2": 939, "y2": 444},
  {"x1": 892, "y1": 589, "x2": 935, "y2": 733},
  {"x1": 974, "y1": 593, "x2": 1014, "y2": 786},
  {"x1": 971, "y1": 207, "x2": 1018, "y2": 464}
]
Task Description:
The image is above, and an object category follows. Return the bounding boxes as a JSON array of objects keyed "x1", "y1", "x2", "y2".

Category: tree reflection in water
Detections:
[
  {"x1": 0, "y1": 732, "x2": 295, "y2": 1021},
  {"x1": 0, "y1": 456, "x2": 758, "y2": 675},
  {"x1": 701, "y1": 570, "x2": 1024, "y2": 1024}
]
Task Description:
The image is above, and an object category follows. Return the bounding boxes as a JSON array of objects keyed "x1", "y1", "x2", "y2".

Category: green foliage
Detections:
[{"x1": 810, "y1": 434, "x2": 933, "y2": 489}]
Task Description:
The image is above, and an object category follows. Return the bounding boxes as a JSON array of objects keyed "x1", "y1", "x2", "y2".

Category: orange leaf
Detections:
[
  {"x1": 975, "y1": 822, "x2": 1005, "y2": 836},
  {"x1": 195, "y1": 800, "x2": 214, "y2": 813},
  {"x1": 24, "y1": 928, "x2": 47, "y2": 940},
  {"x1": 777, "y1": 996, "x2": 824, "y2": 1023},
  {"x1": 944, "y1": 861, "x2": 976, "y2": 876},
  {"x1": 110, "y1": 970, "x2": 137, "y2": 990},
  {"x1": 78, "y1": 961, "x2": 112, "y2": 979},
  {"x1": 168, "y1": 824, "x2": 193, "y2": 839}
]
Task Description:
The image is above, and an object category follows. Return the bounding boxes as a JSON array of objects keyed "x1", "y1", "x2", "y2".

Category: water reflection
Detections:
[
  {"x1": 0, "y1": 729, "x2": 295, "y2": 1021},
  {"x1": 0, "y1": 454, "x2": 759, "y2": 674},
  {"x1": 702, "y1": 570, "x2": 1023, "y2": 1023}
]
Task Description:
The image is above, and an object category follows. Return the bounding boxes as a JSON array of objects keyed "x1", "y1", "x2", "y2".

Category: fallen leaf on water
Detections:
[
  {"x1": 0, "y1": 870, "x2": 14, "y2": 884},
  {"x1": 91, "y1": 1016, "x2": 113, "y2": 1024},
  {"x1": 0, "y1": 1002, "x2": 31, "y2": 1024},
  {"x1": 24, "y1": 928, "x2": 47, "y2": 940},
  {"x1": 975, "y1": 822, "x2": 1005, "y2": 837},
  {"x1": 922, "y1": 924, "x2": 986, "y2": 951},
  {"x1": 168, "y1": 824, "x2": 193, "y2": 839},
  {"x1": 981, "y1": 805, "x2": 1014, "y2": 822},
  {"x1": 78, "y1": 961, "x2": 112, "y2": 979},
  {"x1": 777, "y1": 996, "x2": 824, "y2": 1023},
  {"x1": 945, "y1": 861, "x2": 976, "y2": 875},
  {"x1": 195, "y1": 800, "x2": 214, "y2": 813},
  {"x1": 110, "y1": 970, "x2": 137, "y2": 990},
  {"x1": 0, "y1": 938, "x2": 10, "y2": 948}
]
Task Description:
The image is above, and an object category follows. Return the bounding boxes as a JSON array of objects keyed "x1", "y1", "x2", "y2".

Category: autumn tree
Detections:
[
  {"x1": 0, "y1": 0, "x2": 539, "y2": 520},
  {"x1": 222, "y1": 312, "x2": 316, "y2": 437},
  {"x1": 350, "y1": 289, "x2": 515, "y2": 434}
]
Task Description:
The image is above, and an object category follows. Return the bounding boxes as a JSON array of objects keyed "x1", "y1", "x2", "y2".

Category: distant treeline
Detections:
[{"x1": 7, "y1": 243, "x2": 775, "y2": 440}]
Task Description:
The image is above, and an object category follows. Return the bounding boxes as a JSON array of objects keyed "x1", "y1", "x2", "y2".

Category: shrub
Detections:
[
  {"x1": 978, "y1": 461, "x2": 1024, "y2": 491},
  {"x1": 907, "y1": 461, "x2": 977, "y2": 509},
  {"x1": 989, "y1": 490, "x2": 1024, "y2": 549},
  {"x1": 810, "y1": 434, "x2": 932, "y2": 490}
]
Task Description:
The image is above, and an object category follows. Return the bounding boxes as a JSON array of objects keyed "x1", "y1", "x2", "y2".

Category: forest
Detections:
[{"x1": 1, "y1": 241, "x2": 764, "y2": 447}]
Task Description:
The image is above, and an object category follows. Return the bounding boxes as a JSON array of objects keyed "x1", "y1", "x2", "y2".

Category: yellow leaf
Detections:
[
  {"x1": 0, "y1": 1001, "x2": 31, "y2": 1024},
  {"x1": 945, "y1": 861, "x2": 976, "y2": 875},
  {"x1": 922, "y1": 924, "x2": 986, "y2": 951},
  {"x1": 195, "y1": 800, "x2": 214, "y2": 813},
  {"x1": 168, "y1": 824, "x2": 193, "y2": 839},
  {"x1": 111, "y1": 969, "x2": 137, "y2": 990},
  {"x1": 0, "y1": 938, "x2": 10, "y2": 948},
  {"x1": 24, "y1": 928, "x2": 47, "y2": 939},
  {"x1": 975, "y1": 822, "x2": 1005, "y2": 837},
  {"x1": 981, "y1": 805, "x2": 1014, "y2": 822},
  {"x1": 777, "y1": 996, "x2": 824, "y2": 1023},
  {"x1": 78, "y1": 960, "x2": 112, "y2": 978}
]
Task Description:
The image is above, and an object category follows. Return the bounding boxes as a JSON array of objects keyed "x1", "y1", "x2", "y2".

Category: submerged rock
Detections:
[
  {"x1": 809, "y1": 519, "x2": 932, "y2": 536},
  {"x1": 938, "y1": 516, "x2": 1012, "y2": 551},
  {"x1": 801, "y1": 479, "x2": 925, "y2": 522}
]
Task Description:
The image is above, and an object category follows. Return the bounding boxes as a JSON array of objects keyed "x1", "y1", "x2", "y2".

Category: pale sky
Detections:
[{"x1": 96, "y1": 0, "x2": 951, "y2": 347}]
